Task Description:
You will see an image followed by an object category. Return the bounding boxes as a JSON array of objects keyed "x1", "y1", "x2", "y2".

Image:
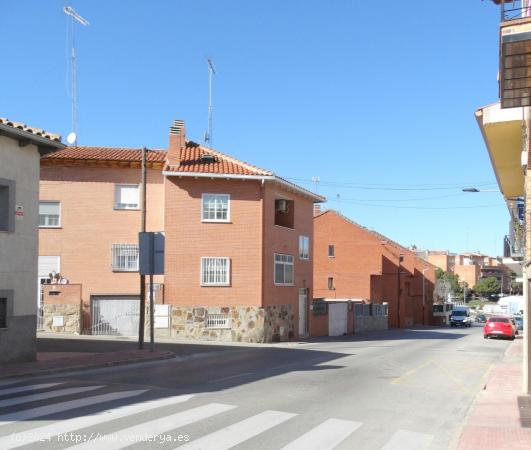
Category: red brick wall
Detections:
[
  {"x1": 43, "y1": 284, "x2": 82, "y2": 305},
  {"x1": 314, "y1": 210, "x2": 436, "y2": 328},
  {"x1": 163, "y1": 177, "x2": 263, "y2": 307},
  {"x1": 39, "y1": 164, "x2": 164, "y2": 317}
]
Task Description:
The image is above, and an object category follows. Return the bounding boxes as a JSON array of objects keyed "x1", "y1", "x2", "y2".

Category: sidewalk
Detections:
[
  {"x1": 0, "y1": 348, "x2": 174, "y2": 380},
  {"x1": 457, "y1": 337, "x2": 531, "y2": 449}
]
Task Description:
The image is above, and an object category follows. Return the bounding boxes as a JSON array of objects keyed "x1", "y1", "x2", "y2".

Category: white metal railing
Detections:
[
  {"x1": 206, "y1": 314, "x2": 231, "y2": 329},
  {"x1": 112, "y1": 243, "x2": 139, "y2": 272}
]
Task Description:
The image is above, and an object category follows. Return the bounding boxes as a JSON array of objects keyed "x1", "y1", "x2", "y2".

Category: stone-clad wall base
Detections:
[
  {"x1": 264, "y1": 305, "x2": 294, "y2": 342},
  {"x1": 43, "y1": 304, "x2": 81, "y2": 334},
  {"x1": 0, "y1": 315, "x2": 36, "y2": 363},
  {"x1": 170, "y1": 304, "x2": 294, "y2": 343}
]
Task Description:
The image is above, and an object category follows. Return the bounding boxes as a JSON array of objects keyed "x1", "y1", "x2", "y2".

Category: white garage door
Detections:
[
  {"x1": 329, "y1": 303, "x2": 348, "y2": 337},
  {"x1": 91, "y1": 296, "x2": 140, "y2": 336}
]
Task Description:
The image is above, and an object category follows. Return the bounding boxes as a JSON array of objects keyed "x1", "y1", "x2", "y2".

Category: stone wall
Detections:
[
  {"x1": 264, "y1": 304, "x2": 294, "y2": 342},
  {"x1": 43, "y1": 303, "x2": 81, "y2": 334},
  {"x1": 169, "y1": 304, "x2": 293, "y2": 343}
]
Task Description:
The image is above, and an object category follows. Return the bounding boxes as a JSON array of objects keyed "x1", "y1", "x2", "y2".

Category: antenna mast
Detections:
[
  {"x1": 63, "y1": 5, "x2": 89, "y2": 146},
  {"x1": 204, "y1": 58, "x2": 216, "y2": 147}
]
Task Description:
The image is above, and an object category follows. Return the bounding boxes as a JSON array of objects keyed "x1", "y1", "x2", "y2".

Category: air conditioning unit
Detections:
[{"x1": 275, "y1": 199, "x2": 289, "y2": 213}]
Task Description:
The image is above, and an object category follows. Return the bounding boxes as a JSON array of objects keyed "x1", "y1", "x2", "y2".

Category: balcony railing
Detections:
[{"x1": 499, "y1": 1, "x2": 531, "y2": 22}]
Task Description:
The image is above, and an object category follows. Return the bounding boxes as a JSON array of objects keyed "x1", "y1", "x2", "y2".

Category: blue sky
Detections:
[{"x1": 1, "y1": 1, "x2": 507, "y2": 255}]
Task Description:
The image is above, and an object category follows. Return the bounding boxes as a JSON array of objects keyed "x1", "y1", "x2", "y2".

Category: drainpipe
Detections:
[{"x1": 422, "y1": 268, "x2": 429, "y2": 326}]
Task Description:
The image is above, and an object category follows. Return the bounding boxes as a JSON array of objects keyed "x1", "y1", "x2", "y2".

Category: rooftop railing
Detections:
[{"x1": 499, "y1": 0, "x2": 531, "y2": 22}]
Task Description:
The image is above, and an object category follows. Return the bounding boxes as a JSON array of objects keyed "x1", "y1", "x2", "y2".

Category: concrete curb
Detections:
[{"x1": 0, "y1": 351, "x2": 175, "y2": 380}]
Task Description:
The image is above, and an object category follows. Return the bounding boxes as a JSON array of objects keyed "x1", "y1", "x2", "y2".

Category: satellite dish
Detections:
[{"x1": 66, "y1": 132, "x2": 77, "y2": 145}]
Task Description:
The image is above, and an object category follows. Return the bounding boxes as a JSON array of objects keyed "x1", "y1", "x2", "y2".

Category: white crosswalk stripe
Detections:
[
  {"x1": 280, "y1": 418, "x2": 362, "y2": 450},
  {"x1": 0, "y1": 390, "x2": 140, "y2": 426},
  {"x1": 0, "y1": 383, "x2": 62, "y2": 396},
  {"x1": 177, "y1": 410, "x2": 297, "y2": 450},
  {"x1": 0, "y1": 391, "x2": 195, "y2": 449},
  {"x1": 0, "y1": 385, "x2": 104, "y2": 408},
  {"x1": 381, "y1": 429, "x2": 434, "y2": 450},
  {"x1": 67, "y1": 403, "x2": 236, "y2": 450}
]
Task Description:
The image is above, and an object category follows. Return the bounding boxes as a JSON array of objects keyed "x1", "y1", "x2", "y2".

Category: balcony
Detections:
[{"x1": 498, "y1": 1, "x2": 531, "y2": 107}]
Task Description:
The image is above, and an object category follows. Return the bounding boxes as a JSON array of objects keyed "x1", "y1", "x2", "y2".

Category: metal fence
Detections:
[{"x1": 206, "y1": 314, "x2": 231, "y2": 329}]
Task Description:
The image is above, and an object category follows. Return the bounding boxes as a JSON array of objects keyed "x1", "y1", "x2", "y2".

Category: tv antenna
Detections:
[
  {"x1": 311, "y1": 176, "x2": 320, "y2": 193},
  {"x1": 204, "y1": 58, "x2": 216, "y2": 147},
  {"x1": 63, "y1": 4, "x2": 90, "y2": 146}
]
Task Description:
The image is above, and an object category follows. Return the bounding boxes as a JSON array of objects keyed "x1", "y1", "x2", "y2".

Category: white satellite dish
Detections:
[{"x1": 66, "y1": 132, "x2": 77, "y2": 145}]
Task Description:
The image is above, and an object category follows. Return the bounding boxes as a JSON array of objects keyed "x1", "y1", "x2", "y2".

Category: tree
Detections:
[
  {"x1": 434, "y1": 268, "x2": 462, "y2": 302},
  {"x1": 474, "y1": 277, "x2": 501, "y2": 299}
]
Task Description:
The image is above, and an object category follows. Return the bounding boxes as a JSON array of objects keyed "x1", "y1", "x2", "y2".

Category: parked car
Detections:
[
  {"x1": 475, "y1": 313, "x2": 487, "y2": 323},
  {"x1": 513, "y1": 315, "x2": 524, "y2": 331},
  {"x1": 483, "y1": 316, "x2": 516, "y2": 340}
]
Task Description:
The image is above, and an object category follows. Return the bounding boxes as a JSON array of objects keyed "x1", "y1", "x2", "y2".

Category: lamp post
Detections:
[{"x1": 422, "y1": 268, "x2": 429, "y2": 326}]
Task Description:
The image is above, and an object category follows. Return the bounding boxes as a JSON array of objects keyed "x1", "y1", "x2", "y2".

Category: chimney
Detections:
[{"x1": 168, "y1": 119, "x2": 186, "y2": 166}]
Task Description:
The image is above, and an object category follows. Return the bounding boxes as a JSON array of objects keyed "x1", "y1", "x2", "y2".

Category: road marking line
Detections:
[
  {"x1": 280, "y1": 418, "x2": 362, "y2": 450},
  {"x1": 177, "y1": 410, "x2": 297, "y2": 450},
  {"x1": 66, "y1": 402, "x2": 235, "y2": 450},
  {"x1": 381, "y1": 430, "x2": 433, "y2": 450},
  {"x1": 0, "y1": 390, "x2": 140, "y2": 426},
  {"x1": 0, "y1": 392, "x2": 196, "y2": 449},
  {"x1": 391, "y1": 360, "x2": 433, "y2": 385},
  {"x1": 0, "y1": 385, "x2": 104, "y2": 408},
  {"x1": 207, "y1": 372, "x2": 254, "y2": 383},
  {"x1": 0, "y1": 383, "x2": 62, "y2": 396}
]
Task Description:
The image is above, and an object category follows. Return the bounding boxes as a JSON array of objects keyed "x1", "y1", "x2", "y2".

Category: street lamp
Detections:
[
  {"x1": 462, "y1": 187, "x2": 500, "y2": 193},
  {"x1": 422, "y1": 268, "x2": 429, "y2": 326}
]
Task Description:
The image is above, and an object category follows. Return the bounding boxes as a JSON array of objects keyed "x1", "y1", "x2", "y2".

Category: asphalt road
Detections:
[{"x1": 0, "y1": 325, "x2": 511, "y2": 449}]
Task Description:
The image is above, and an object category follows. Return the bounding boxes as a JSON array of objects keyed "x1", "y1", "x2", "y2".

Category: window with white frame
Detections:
[
  {"x1": 39, "y1": 201, "x2": 61, "y2": 227},
  {"x1": 274, "y1": 253, "x2": 294, "y2": 285},
  {"x1": 115, "y1": 184, "x2": 140, "y2": 210},
  {"x1": 201, "y1": 257, "x2": 230, "y2": 286},
  {"x1": 299, "y1": 236, "x2": 309, "y2": 260},
  {"x1": 202, "y1": 194, "x2": 230, "y2": 222},
  {"x1": 112, "y1": 244, "x2": 139, "y2": 272}
]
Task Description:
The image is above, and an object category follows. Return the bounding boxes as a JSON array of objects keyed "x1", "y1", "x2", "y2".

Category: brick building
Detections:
[
  {"x1": 314, "y1": 210, "x2": 436, "y2": 328},
  {"x1": 39, "y1": 120, "x2": 324, "y2": 342}
]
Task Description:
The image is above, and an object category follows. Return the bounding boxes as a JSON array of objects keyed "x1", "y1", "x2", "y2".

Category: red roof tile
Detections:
[
  {"x1": 164, "y1": 142, "x2": 272, "y2": 176},
  {"x1": 42, "y1": 147, "x2": 167, "y2": 163}
]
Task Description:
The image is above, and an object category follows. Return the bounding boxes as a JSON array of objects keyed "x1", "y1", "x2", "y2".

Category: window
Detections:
[
  {"x1": 299, "y1": 236, "x2": 309, "y2": 260},
  {"x1": 201, "y1": 257, "x2": 230, "y2": 286},
  {"x1": 202, "y1": 194, "x2": 230, "y2": 222},
  {"x1": 0, "y1": 178, "x2": 15, "y2": 233},
  {"x1": 328, "y1": 245, "x2": 335, "y2": 257},
  {"x1": 274, "y1": 198, "x2": 294, "y2": 228},
  {"x1": 39, "y1": 201, "x2": 61, "y2": 227},
  {"x1": 115, "y1": 184, "x2": 140, "y2": 210},
  {"x1": 328, "y1": 277, "x2": 334, "y2": 290},
  {"x1": 0, "y1": 298, "x2": 6, "y2": 328},
  {"x1": 274, "y1": 253, "x2": 294, "y2": 285},
  {"x1": 112, "y1": 244, "x2": 139, "y2": 271}
]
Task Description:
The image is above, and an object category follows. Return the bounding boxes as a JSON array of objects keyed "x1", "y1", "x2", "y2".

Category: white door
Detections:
[
  {"x1": 329, "y1": 303, "x2": 348, "y2": 336},
  {"x1": 298, "y1": 288, "x2": 308, "y2": 337}
]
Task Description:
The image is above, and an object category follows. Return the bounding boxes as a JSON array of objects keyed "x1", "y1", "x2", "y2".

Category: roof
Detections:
[
  {"x1": 0, "y1": 117, "x2": 64, "y2": 154},
  {"x1": 164, "y1": 142, "x2": 325, "y2": 202},
  {"x1": 165, "y1": 142, "x2": 272, "y2": 176},
  {"x1": 314, "y1": 209, "x2": 437, "y2": 268},
  {"x1": 42, "y1": 146, "x2": 166, "y2": 163}
]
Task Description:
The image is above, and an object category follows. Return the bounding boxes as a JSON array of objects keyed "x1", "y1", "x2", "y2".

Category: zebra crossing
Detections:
[{"x1": 0, "y1": 381, "x2": 434, "y2": 450}]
